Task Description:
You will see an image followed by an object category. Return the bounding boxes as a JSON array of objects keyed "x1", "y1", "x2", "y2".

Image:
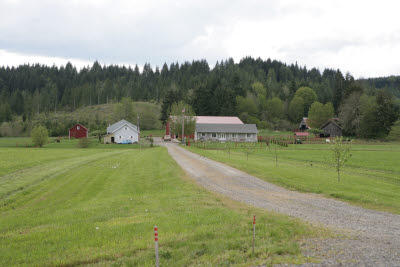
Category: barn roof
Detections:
[
  {"x1": 196, "y1": 123, "x2": 258, "y2": 133},
  {"x1": 320, "y1": 120, "x2": 342, "y2": 130},
  {"x1": 69, "y1": 124, "x2": 88, "y2": 131},
  {"x1": 299, "y1": 117, "x2": 311, "y2": 129},
  {"x1": 107, "y1": 120, "x2": 138, "y2": 134},
  {"x1": 169, "y1": 116, "x2": 243, "y2": 124}
]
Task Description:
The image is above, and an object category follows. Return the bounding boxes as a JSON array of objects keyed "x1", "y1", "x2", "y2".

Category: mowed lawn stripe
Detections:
[
  {"x1": 0, "y1": 149, "x2": 124, "y2": 201},
  {"x1": 0, "y1": 147, "x2": 318, "y2": 266}
]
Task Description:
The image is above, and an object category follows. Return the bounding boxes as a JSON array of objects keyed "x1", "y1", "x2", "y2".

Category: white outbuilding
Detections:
[{"x1": 104, "y1": 119, "x2": 140, "y2": 144}]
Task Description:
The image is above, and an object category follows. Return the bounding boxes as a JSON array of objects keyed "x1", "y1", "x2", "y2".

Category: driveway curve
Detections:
[{"x1": 160, "y1": 141, "x2": 400, "y2": 265}]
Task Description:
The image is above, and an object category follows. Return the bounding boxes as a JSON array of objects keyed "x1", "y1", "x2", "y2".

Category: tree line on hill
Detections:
[{"x1": 0, "y1": 57, "x2": 399, "y2": 138}]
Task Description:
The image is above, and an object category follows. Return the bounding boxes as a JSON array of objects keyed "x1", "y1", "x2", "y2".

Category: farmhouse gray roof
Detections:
[
  {"x1": 196, "y1": 123, "x2": 258, "y2": 133},
  {"x1": 107, "y1": 119, "x2": 138, "y2": 134}
]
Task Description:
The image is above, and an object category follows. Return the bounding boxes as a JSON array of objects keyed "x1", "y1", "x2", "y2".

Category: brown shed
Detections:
[{"x1": 320, "y1": 121, "x2": 342, "y2": 137}]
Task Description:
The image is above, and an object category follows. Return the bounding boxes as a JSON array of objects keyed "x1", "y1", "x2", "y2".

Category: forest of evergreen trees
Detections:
[{"x1": 0, "y1": 57, "x2": 399, "y2": 138}]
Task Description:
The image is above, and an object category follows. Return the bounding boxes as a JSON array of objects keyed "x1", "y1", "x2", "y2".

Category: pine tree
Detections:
[{"x1": 333, "y1": 70, "x2": 345, "y2": 112}]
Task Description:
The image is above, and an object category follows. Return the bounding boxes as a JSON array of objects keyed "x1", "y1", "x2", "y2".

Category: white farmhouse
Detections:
[
  {"x1": 104, "y1": 119, "x2": 140, "y2": 144},
  {"x1": 195, "y1": 123, "x2": 258, "y2": 142}
]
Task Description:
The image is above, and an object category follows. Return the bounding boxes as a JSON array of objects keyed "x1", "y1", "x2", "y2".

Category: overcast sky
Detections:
[{"x1": 1, "y1": 0, "x2": 400, "y2": 78}]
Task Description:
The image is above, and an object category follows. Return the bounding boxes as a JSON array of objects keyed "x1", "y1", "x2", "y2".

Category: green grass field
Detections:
[
  {"x1": 0, "y1": 138, "x2": 322, "y2": 266},
  {"x1": 187, "y1": 141, "x2": 400, "y2": 214}
]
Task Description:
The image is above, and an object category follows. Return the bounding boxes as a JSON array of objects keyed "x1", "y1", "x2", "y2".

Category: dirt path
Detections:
[{"x1": 159, "y1": 140, "x2": 400, "y2": 266}]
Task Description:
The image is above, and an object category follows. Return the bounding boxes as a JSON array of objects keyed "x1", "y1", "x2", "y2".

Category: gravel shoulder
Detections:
[{"x1": 159, "y1": 140, "x2": 400, "y2": 266}]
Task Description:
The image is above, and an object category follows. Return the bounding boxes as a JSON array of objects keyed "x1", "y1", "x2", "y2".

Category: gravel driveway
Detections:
[{"x1": 159, "y1": 140, "x2": 400, "y2": 266}]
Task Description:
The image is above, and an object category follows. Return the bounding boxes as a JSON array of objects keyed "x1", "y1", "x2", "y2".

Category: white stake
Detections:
[
  {"x1": 154, "y1": 226, "x2": 159, "y2": 267},
  {"x1": 253, "y1": 215, "x2": 256, "y2": 255}
]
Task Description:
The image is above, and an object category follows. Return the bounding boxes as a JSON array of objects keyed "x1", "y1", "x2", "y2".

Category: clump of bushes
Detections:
[
  {"x1": 31, "y1": 125, "x2": 48, "y2": 147},
  {"x1": 77, "y1": 138, "x2": 91, "y2": 148}
]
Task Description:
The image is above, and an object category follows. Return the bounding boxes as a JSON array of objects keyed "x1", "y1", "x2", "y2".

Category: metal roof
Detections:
[
  {"x1": 295, "y1": 132, "x2": 309, "y2": 136},
  {"x1": 195, "y1": 116, "x2": 243, "y2": 124},
  {"x1": 196, "y1": 123, "x2": 258, "y2": 133},
  {"x1": 169, "y1": 116, "x2": 243, "y2": 124},
  {"x1": 107, "y1": 120, "x2": 138, "y2": 134}
]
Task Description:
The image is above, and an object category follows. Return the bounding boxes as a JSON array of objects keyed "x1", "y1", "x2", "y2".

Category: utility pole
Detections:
[{"x1": 182, "y1": 106, "x2": 185, "y2": 145}]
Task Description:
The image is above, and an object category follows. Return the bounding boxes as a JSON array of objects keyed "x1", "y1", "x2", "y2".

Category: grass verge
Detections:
[{"x1": 186, "y1": 143, "x2": 400, "y2": 214}]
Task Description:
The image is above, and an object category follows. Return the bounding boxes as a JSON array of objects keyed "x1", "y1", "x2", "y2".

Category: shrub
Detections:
[
  {"x1": 308, "y1": 128, "x2": 323, "y2": 136},
  {"x1": 31, "y1": 125, "x2": 48, "y2": 147},
  {"x1": 77, "y1": 138, "x2": 91, "y2": 148},
  {"x1": 386, "y1": 120, "x2": 400, "y2": 141},
  {"x1": 149, "y1": 137, "x2": 154, "y2": 147}
]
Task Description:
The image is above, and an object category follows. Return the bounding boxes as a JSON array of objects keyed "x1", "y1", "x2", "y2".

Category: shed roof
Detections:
[
  {"x1": 320, "y1": 120, "x2": 342, "y2": 130},
  {"x1": 107, "y1": 120, "x2": 138, "y2": 134},
  {"x1": 299, "y1": 117, "x2": 311, "y2": 129},
  {"x1": 196, "y1": 123, "x2": 258, "y2": 133},
  {"x1": 295, "y1": 132, "x2": 310, "y2": 136}
]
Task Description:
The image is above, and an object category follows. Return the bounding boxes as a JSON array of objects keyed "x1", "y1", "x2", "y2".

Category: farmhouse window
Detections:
[
  {"x1": 125, "y1": 127, "x2": 127, "y2": 130},
  {"x1": 247, "y1": 133, "x2": 252, "y2": 138},
  {"x1": 232, "y1": 133, "x2": 236, "y2": 138},
  {"x1": 212, "y1": 133, "x2": 216, "y2": 137},
  {"x1": 77, "y1": 126, "x2": 80, "y2": 130},
  {"x1": 131, "y1": 136, "x2": 133, "y2": 138},
  {"x1": 119, "y1": 136, "x2": 122, "y2": 138},
  {"x1": 202, "y1": 132, "x2": 206, "y2": 137}
]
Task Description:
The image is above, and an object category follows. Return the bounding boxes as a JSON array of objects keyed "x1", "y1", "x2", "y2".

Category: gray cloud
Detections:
[{"x1": 1, "y1": 0, "x2": 400, "y2": 77}]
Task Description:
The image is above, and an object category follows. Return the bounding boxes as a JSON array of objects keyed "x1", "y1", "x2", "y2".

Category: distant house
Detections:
[
  {"x1": 104, "y1": 119, "x2": 140, "y2": 144},
  {"x1": 195, "y1": 123, "x2": 258, "y2": 142},
  {"x1": 320, "y1": 121, "x2": 342, "y2": 137},
  {"x1": 299, "y1": 117, "x2": 311, "y2": 131},
  {"x1": 165, "y1": 116, "x2": 258, "y2": 142},
  {"x1": 69, "y1": 124, "x2": 88, "y2": 139},
  {"x1": 166, "y1": 116, "x2": 244, "y2": 138}
]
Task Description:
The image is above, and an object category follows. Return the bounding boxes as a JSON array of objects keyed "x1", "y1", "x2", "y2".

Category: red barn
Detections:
[{"x1": 69, "y1": 124, "x2": 88, "y2": 139}]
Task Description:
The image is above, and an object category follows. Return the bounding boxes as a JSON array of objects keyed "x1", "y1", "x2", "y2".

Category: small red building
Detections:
[{"x1": 69, "y1": 124, "x2": 88, "y2": 139}]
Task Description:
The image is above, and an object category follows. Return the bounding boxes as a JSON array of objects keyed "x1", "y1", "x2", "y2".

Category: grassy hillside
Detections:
[
  {"x1": 44, "y1": 101, "x2": 163, "y2": 130},
  {"x1": 0, "y1": 101, "x2": 163, "y2": 137},
  {"x1": 186, "y1": 142, "x2": 400, "y2": 214},
  {"x1": 0, "y1": 139, "x2": 323, "y2": 266}
]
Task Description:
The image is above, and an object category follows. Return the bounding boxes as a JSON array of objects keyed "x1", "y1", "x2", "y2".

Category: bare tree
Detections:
[{"x1": 330, "y1": 137, "x2": 352, "y2": 182}]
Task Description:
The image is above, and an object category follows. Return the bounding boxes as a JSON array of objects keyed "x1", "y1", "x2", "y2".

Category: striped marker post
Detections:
[
  {"x1": 154, "y1": 226, "x2": 159, "y2": 267},
  {"x1": 252, "y1": 215, "x2": 256, "y2": 255}
]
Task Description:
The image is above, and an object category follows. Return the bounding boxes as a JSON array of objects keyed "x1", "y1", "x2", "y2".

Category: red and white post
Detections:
[
  {"x1": 154, "y1": 226, "x2": 159, "y2": 267},
  {"x1": 252, "y1": 215, "x2": 256, "y2": 255}
]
